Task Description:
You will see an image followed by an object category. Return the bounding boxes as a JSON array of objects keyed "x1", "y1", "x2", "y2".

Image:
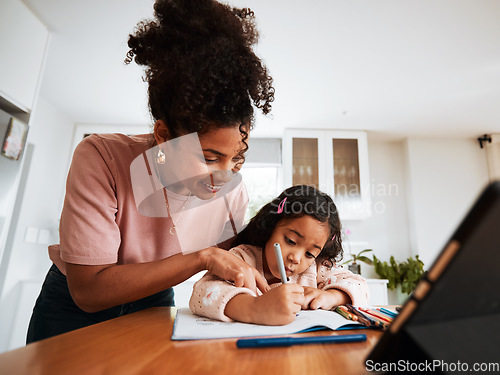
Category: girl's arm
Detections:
[
  {"x1": 315, "y1": 263, "x2": 370, "y2": 306},
  {"x1": 224, "y1": 284, "x2": 305, "y2": 325},
  {"x1": 66, "y1": 247, "x2": 268, "y2": 313},
  {"x1": 190, "y1": 246, "x2": 304, "y2": 325},
  {"x1": 302, "y1": 287, "x2": 351, "y2": 311}
]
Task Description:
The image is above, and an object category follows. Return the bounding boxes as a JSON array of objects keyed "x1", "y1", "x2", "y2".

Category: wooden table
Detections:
[{"x1": 0, "y1": 307, "x2": 383, "y2": 375}]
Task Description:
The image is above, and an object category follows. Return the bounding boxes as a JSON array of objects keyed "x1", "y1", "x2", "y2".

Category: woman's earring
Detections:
[{"x1": 157, "y1": 148, "x2": 166, "y2": 165}]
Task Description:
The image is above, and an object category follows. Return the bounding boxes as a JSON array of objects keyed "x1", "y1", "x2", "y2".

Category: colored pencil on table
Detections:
[
  {"x1": 338, "y1": 305, "x2": 358, "y2": 321},
  {"x1": 359, "y1": 308, "x2": 392, "y2": 324},
  {"x1": 377, "y1": 307, "x2": 398, "y2": 319},
  {"x1": 370, "y1": 309, "x2": 394, "y2": 323},
  {"x1": 335, "y1": 306, "x2": 353, "y2": 320},
  {"x1": 354, "y1": 308, "x2": 388, "y2": 329},
  {"x1": 345, "y1": 305, "x2": 380, "y2": 328},
  {"x1": 345, "y1": 305, "x2": 373, "y2": 327},
  {"x1": 379, "y1": 307, "x2": 398, "y2": 318},
  {"x1": 368, "y1": 309, "x2": 393, "y2": 323}
]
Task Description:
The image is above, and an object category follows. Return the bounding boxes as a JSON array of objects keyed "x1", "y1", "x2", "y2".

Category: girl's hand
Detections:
[
  {"x1": 200, "y1": 247, "x2": 270, "y2": 295},
  {"x1": 225, "y1": 284, "x2": 305, "y2": 325},
  {"x1": 302, "y1": 286, "x2": 350, "y2": 311}
]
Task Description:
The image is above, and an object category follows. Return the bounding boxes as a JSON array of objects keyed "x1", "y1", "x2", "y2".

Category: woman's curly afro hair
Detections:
[{"x1": 125, "y1": 0, "x2": 275, "y2": 137}]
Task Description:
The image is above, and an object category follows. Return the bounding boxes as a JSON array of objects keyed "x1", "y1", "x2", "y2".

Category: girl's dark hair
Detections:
[
  {"x1": 233, "y1": 185, "x2": 344, "y2": 264},
  {"x1": 125, "y1": 0, "x2": 274, "y2": 148}
]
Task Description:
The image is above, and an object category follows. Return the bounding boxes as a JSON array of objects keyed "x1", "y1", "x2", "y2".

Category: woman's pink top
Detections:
[{"x1": 49, "y1": 133, "x2": 248, "y2": 274}]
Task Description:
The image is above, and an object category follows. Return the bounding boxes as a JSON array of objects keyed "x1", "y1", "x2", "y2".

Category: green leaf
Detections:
[
  {"x1": 356, "y1": 256, "x2": 373, "y2": 265},
  {"x1": 339, "y1": 249, "x2": 374, "y2": 265},
  {"x1": 357, "y1": 249, "x2": 373, "y2": 256},
  {"x1": 339, "y1": 259, "x2": 351, "y2": 266},
  {"x1": 371, "y1": 254, "x2": 425, "y2": 293}
]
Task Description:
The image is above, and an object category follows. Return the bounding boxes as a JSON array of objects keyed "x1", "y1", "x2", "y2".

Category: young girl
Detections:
[
  {"x1": 190, "y1": 185, "x2": 370, "y2": 325},
  {"x1": 27, "y1": 0, "x2": 274, "y2": 342}
]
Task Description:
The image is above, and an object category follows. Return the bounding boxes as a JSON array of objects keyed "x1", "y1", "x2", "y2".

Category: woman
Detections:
[{"x1": 27, "y1": 0, "x2": 274, "y2": 342}]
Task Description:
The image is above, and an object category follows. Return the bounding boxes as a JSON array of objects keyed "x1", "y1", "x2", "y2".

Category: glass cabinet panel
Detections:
[
  {"x1": 332, "y1": 138, "x2": 360, "y2": 202},
  {"x1": 292, "y1": 138, "x2": 319, "y2": 187},
  {"x1": 284, "y1": 129, "x2": 371, "y2": 220}
]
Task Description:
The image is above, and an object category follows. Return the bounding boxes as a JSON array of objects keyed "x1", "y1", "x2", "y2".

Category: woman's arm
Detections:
[
  {"x1": 217, "y1": 237, "x2": 234, "y2": 250},
  {"x1": 66, "y1": 247, "x2": 269, "y2": 313},
  {"x1": 63, "y1": 137, "x2": 268, "y2": 313}
]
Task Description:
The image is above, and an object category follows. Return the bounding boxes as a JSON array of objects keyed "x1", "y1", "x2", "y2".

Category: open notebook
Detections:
[{"x1": 171, "y1": 308, "x2": 362, "y2": 340}]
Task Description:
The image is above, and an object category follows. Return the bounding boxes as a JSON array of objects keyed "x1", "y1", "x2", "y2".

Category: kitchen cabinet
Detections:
[
  {"x1": 0, "y1": 0, "x2": 48, "y2": 280},
  {"x1": 0, "y1": 0, "x2": 49, "y2": 114},
  {"x1": 283, "y1": 129, "x2": 371, "y2": 220},
  {"x1": 0, "y1": 3, "x2": 48, "y2": 336}
]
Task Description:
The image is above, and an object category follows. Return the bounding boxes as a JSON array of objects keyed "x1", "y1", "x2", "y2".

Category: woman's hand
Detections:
[
  {"x1": 199, "y1": 247, "x2": 270, "y2": 295},
  {"x1": 65, "y1": 246, "x2": 269, "y2": 313},
  {"x1": 224, "y1": 284, "x2": 305, "y2": 325},
  {"x1": 301, "y1": 286, "x2": 350, "y2": 311}
]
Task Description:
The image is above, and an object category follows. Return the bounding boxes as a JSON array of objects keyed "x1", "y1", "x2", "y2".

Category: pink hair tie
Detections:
[
  {"x1": 277, "y1": 197, "x2": 287, "y2": 214},
  {"x1": 332, "y1": 234, "x2": 336, "y2": 241}
]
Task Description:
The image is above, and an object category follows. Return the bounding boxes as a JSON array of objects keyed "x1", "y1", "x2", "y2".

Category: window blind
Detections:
[{"x1": 245, "y1": 138, "x2": 281, "y2": 166}]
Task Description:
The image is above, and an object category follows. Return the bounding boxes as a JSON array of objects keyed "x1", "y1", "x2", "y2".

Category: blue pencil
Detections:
[
  {"x1": 236, "y1": 334, "x2": 367, "y2": 348},
  {"x1": 379, "y1": 307, "x2": 398, "y2": 318}
]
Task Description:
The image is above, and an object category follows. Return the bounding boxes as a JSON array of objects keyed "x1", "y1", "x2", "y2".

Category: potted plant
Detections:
[
  {"x1": 372, "y1": 255, "x2": 425, "y2": 296},
  {"x1": 341, "y1": 249, "x2": 373, "y2": 275}
]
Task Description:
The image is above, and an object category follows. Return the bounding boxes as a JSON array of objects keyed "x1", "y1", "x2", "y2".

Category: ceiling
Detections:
[{"x1": 23, "y1": 0, "x2": 500, "y2": 140}]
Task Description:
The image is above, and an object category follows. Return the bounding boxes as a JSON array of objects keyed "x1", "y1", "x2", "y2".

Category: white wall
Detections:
[
  {"x1": 345, "y1": 136, "x2": 490, "y2": 278},
  {"x1": 344, "y1": 139, "x2": 412, "y2": 278},
  {"x1": 404, "y1": 138, "x2": 489, "y2": 267},
  {"x1": 0, "y1": 97, "x2": 74, "y2": 351}
]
